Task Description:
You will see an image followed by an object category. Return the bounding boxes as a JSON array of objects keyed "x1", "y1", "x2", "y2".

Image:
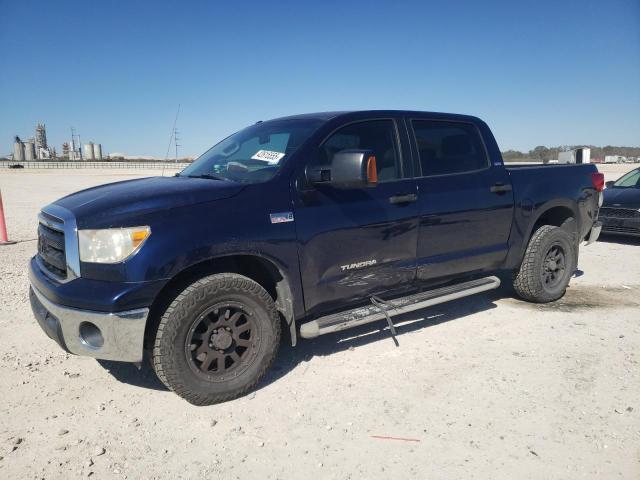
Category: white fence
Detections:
[{"x1": 0, "y1": 161, "x2": 191, "y2": 169}]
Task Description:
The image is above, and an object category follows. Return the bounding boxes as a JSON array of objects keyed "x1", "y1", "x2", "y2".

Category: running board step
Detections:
[{"x1": 299, "y1": 276, "x2": 501, "y2": 339}]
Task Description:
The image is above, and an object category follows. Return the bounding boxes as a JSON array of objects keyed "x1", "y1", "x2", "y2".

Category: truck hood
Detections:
[
  {"x1": 603, "y1": 187, "x2": 640, "y2": 210},
  {"x1": 53, "y1": 176, "x2": 245, "y2": 225}
]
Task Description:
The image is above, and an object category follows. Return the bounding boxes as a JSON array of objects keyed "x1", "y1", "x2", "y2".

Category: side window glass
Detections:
[
  {"x1": 412, "y1": 120, "x2": 488, "y2": 176},
  {"x1": 318, "y1": 120, "x2": 401, "y2": 182}
]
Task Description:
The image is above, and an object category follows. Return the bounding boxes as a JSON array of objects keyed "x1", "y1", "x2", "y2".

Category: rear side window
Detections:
[
  {"x1": 412, "y1": 120, "x2": 488, "y2": 176},
  {"x1": 318, "y1": 120, "x2": 401, "y2": 182}
]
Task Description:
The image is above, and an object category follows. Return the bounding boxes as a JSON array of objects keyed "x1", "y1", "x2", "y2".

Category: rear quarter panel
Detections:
[{"x1": 504, "y1": 164, "x2": 599, "y2": 269}]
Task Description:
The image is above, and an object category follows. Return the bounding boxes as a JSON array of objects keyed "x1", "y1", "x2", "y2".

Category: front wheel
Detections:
[
  {"x1": 513, "y1": 225, "x2": 577, "y2": 303},
  {"x1": 152, "y1": 273, "x2": 281, "y2": 405}
]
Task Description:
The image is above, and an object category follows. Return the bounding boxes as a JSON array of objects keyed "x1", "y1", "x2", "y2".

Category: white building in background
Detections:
[
  {"x1": 604, "y1": 155, "x2": 626, "y2": 164},
  {"x1": 558, "y1": 147, "x2": 591, "y2": 164}
]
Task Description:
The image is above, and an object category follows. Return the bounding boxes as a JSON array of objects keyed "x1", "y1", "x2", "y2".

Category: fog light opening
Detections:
[{"x1": 79, "y1": 322, "x2": 104, "y2": 349}]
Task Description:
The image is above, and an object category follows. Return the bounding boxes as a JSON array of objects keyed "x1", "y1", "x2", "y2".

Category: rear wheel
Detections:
[
  {"x1": 513, "y1": 225, "x2": 577, "y2": 303},
  {"x1": 152, "y1": 273, "x2": 281, "y2": 405}
]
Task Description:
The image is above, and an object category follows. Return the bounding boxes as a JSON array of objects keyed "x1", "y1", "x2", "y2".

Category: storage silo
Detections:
[
  {"x1": 24, "y1": 140, "x2": 36, "y2": 160},
  {"x1": 84, "y1": 142, "x2": 95, "y2": 160},
  {"x1": 13, "y1": 136, "x2": 25, "y2": 161},
  {"x1": 93, "y1": 143, "x2": 103, "y2": 160}
]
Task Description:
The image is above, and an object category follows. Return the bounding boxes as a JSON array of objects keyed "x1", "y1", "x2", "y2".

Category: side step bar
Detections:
[{"x1": 300, "y1": 276, "x2": 501, "y2": 339}]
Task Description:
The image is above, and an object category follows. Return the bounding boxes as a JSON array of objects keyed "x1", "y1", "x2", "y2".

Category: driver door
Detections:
[{"x1": 293, "y1": 118, "x2": 419, "y2": 316}]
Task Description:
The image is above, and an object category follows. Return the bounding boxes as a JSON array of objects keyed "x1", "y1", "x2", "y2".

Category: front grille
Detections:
[
  {"x1": 599, "y1": 207, "x2": 640, "y2": 219},
  {"x1": 602, "y1": 225, "x2": 640, "y2": 235},
  {"x1": 37, "y1": 220, "x2": 67, "y2": 279}
]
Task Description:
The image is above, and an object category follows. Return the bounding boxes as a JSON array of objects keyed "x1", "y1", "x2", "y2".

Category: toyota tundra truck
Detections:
[{"x1": 29, "y1": 110, "x2": 604, "y2": 405}]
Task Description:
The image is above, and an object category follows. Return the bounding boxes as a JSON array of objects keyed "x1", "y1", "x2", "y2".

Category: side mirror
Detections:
[
  {"x1": 605, "y1": 180, "x2": 615, "y2": 188},
  {"x1": 306, "y1": 149, "x2": 378, "y2": 189}
]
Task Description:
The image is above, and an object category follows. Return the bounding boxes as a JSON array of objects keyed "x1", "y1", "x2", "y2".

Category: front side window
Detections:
[
  {"x1": 612, "y1": 168, "x2": 640, "y2": 188},
  {"x1": 412, "y1": 120, "x2": 488, "y2": 176},
  {"x1": 181, "y1": 119, "x2": 323, "y2": 184},
  {"x1": 316, "y1": 120, "x2": 401, "y2": 182}
]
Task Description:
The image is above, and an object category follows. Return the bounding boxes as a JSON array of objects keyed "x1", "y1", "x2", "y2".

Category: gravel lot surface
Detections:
[{"x1": 0, "y1": 165, "x2": 638, "y2": 479}]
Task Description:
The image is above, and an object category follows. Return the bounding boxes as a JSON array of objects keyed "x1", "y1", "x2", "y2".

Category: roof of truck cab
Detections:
[{"x1": 266, "y1": 110, "x2": 482, "y2": 123}]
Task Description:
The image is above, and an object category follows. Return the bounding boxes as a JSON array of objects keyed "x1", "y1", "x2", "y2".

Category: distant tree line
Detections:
[{"x1": 502, "y1": 146, "x2": 640, "y2": 162}]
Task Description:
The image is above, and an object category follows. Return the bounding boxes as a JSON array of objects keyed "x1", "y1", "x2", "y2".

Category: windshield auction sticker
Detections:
[{"x1": 251, "y1": 150, "x2": 285, "y2": 164}]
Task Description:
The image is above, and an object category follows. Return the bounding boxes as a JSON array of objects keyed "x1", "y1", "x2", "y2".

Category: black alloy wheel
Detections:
[
  {"x1": 152, "y1": 273, "x2": 281, "y2": 405},
  {"x1": 512, "y1": 224, "x2": 577, "y2": 303},
  {"x1": 185, "y1": 303, "x2": 258, "y2": 381},
  {"x1": 541, "y1": 244, "x2": 566, "y2": 291}
]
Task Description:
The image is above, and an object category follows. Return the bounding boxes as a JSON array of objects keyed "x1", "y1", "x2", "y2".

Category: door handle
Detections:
[
  {"x1": 389, "y1": 193, "x2": 417, "y2": 204},
  {"x1": 490, "y1": 182, "x2": 512, "y2": 193}
]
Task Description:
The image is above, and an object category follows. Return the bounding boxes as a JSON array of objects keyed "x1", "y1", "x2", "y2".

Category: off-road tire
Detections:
[
  {"x1": 513, "y1": 225, "x2": 577, "y2": 303},
  {"x1": 152, "y1": 273, "x2": 281, "y2": 405}
]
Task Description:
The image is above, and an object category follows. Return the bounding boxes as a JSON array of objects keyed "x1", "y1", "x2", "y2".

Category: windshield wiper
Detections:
[{"x1": 185, "y1": 173, "x2": 233, "y2": 182}]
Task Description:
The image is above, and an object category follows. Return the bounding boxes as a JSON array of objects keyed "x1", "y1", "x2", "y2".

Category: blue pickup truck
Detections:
[{"x1": 30, "y1": 111, "x2": 604, "y2": 405}]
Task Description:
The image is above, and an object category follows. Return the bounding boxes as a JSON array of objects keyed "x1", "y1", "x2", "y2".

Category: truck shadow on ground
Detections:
[
  {"x1": 261, "y1": 287, "x2": 504, "y2": 391},
  {"x1": 97, "y1": 284, "x2": 511, "y2": 394},
  {"x1": 597, "y1": 234, "x2": 640, "y2": 246},
  {"x1": 96, "y1": 358, "x2": 168, "y2": 391}
]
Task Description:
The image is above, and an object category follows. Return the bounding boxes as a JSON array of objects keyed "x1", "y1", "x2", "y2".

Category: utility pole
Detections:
[
  {"x1": 174, "y1": 127, "x2": 180, "y2": 163},
  {"x1": 162, "y1": 104, "x2": 181, "y2": 177}
]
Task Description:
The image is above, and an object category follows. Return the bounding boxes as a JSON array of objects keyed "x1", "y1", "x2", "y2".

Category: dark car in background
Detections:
[{"x1": 600, "y1": 167, "x2": 640, "y2": 237}]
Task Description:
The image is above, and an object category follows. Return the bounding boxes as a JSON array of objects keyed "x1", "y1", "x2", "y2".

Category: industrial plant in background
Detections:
[
  {"x1": 11, "y1": 123, "x2": 102, "y2": 161},
  {"x1": 83, "y1": 141, "x2": 103, "y2": 160}
]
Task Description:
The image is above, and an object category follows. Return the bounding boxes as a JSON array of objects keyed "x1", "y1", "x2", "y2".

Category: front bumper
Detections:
[
  {"x1": 30, "y1": 286, "x2": 148, "y2": 362},
  {"x1": 600, "y1": 216, "x2": 640, "y2": 237}
]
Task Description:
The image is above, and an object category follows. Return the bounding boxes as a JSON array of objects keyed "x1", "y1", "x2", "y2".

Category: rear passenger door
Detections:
[
  {"x1": 293, "y1": 118, "x2": 419, "y2": 316},
  {"x1": 408, "y1": 118, "x2": 514, "y2": 282}
]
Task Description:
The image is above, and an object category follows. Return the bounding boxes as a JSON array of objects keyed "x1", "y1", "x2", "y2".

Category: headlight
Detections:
[{"x1": 78, "y1": 226, "x2": 151, "y2": 264}]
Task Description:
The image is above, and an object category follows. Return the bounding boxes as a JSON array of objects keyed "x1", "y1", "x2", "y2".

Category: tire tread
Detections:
[
  {"x1": 513, "y1": 225, "x2": 575, "y2": 303},
  {"x1": 152, "y1": 273, "x2": 280, "y2": 405}
]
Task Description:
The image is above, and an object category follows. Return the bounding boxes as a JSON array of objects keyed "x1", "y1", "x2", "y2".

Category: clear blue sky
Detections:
[{"x1": 1, "y1": 0, "x2": 639, "y2": 157}]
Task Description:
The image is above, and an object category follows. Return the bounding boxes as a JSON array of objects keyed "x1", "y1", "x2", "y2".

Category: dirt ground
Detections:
[{"x1": 0, "y1": 164, "x2": 638, "y2": 479}]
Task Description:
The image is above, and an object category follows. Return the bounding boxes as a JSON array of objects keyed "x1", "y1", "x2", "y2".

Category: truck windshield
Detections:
[
  {"x1": 611, "y1": 168, "x2": 640, "y2": 188},
  {"x1": 180, "y1": 119, "x2": 323, "y2": 184}
]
